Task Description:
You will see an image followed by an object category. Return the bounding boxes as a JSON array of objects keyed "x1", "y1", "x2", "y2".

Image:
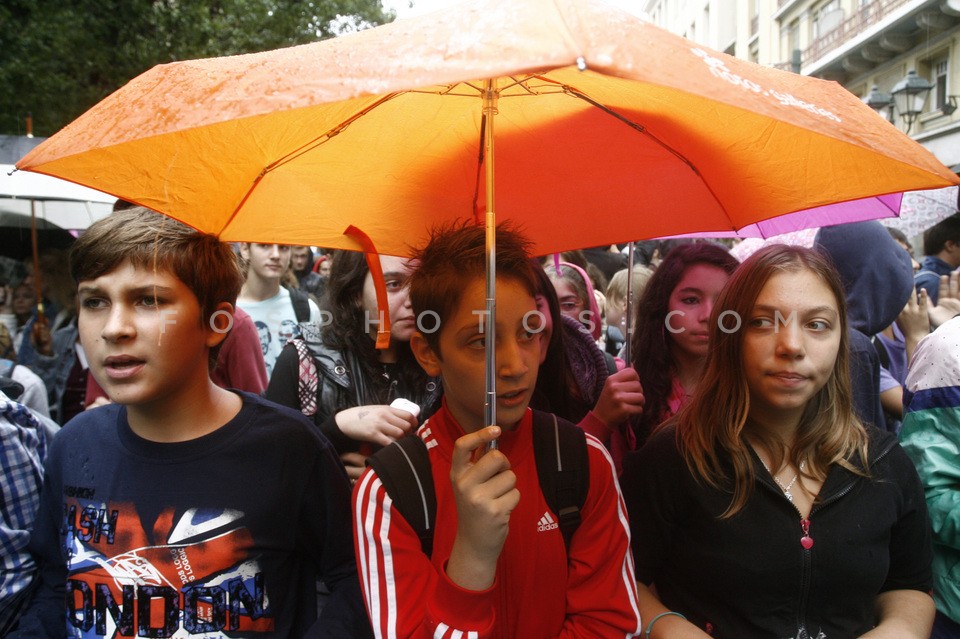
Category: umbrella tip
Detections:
[{"x1": 576, "y1": 56, "x2": 587, "y2": 71}]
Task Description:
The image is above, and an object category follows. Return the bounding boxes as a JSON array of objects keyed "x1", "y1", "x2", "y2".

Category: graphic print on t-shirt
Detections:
[
  {"x1": 62, "y1": 499, "x2": 274, "y2": 637},
  {"x1": 253, "y1": 319, "x2": 302, "y2": 379}
]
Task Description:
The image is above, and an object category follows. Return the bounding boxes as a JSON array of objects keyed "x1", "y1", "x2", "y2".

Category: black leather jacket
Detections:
[{"x1": 265, "y1": 322, "x2": 441, "y2": 454}]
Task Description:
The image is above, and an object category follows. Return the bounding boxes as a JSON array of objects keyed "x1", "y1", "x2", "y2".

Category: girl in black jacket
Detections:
[
  {"x1": 266, "y1": 250, "x2": 439, "y2": 481},
  {"x1": 620, "y1": 244, "x2": 934, "y2": 639}
]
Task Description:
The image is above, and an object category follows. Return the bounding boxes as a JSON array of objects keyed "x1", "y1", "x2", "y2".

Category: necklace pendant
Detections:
[{"x1": 783, "y1": 489, "x2": 794, "y2": 503}]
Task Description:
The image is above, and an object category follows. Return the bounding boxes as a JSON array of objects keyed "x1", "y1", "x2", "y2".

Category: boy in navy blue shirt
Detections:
[{"x1": 13, "y1": 208, "x2": 367, "y2": 637}]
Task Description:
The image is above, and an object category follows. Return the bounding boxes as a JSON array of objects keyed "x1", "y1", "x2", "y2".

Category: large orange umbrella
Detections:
[
  {"x1": 16, "y1": 0, "x2": 960, "y2": 427},
  {"x1": 17, "y1": 0, "x2": 959, "y2": 251}
]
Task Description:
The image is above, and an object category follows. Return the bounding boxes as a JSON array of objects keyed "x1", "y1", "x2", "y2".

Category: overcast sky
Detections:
[{"x1": 382, "y1": 0, "x2": 646, "y2": 19}]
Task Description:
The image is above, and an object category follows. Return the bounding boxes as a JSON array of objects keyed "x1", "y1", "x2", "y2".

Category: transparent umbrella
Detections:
[{"x1": 879, "y1": 186, "x2": 958, "y2": 238}]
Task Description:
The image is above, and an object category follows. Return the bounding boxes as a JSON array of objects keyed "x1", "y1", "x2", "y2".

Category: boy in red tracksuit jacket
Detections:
[{"x1": 353, "y1": 223, "x2": 642, "y2": 639}]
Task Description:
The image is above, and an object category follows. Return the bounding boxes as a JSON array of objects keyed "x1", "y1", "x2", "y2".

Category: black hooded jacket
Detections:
[{"x1": 814, "y1": 221, "x2": 914, "y2": 430}]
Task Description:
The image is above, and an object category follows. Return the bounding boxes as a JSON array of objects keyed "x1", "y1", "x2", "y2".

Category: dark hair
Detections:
[
  {"x1": 322, "y1": 250, "x2": 369, "y2": 350},
  {"x1": 409, "y1": 221, "x2": 536, "y2": 354},
  {"x1": 291, "y1": 244, "x2": 315, "y2": 275},
  {"x1": 550, "y1": 249, "x2": 589, "y2": 271},
  {"x1": 112, "y1": 199, "x2": 136, "y2": 213},
  {"x1": 529, "y1": 264, "x2": 587, "y2": 421},
  {"x1": 629, "y1": 242, "x2": 739, "y2": 443},
  {"x1": 885, "y1": 226, "x2": 910, "y2": 247},
  {"x1": 322, "y1": 249, "x2": 424, "y2": 396},
  {"x1": 70, "y1": 207, "x2": 243, "y2": 367},
  {"x1": 923, "y1": 213, "x2": 960, "y2": 256}
]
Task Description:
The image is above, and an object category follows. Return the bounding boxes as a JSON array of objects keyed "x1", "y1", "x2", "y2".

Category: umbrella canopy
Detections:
[
  {"x1": 0, "y1": 164, "x2": 115, "y2": 231},
  {"x1": 728, "y1": 227, "x2": 819, "y2": 261},
  {"x1": 15, "y1": 0, "x2": 960, "y2": 431},
  {"x1": 0, "y1": 210, "x2": 76, "y2": 260},
  {"x1": 16, "y1": 0, "x2": 959, "y2": 258}
]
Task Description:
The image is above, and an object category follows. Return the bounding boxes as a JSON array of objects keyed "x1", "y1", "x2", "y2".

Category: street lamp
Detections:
[
  {"x1": 862, "y1": 85, "x2": 894, "y2": 123},
  {"x1": 890, "y1": 70, "x2": 934, "y2": 133}
]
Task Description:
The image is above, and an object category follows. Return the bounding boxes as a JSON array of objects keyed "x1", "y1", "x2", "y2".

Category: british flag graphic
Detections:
[{"x1": 61, "y1": 499, "x2": 275, "y2": 637}]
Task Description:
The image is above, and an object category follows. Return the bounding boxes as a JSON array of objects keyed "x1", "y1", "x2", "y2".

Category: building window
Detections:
[
  {"x1": 812, "y1": 0, "x2": 842, "y2": 39},
  {"x1": 785, "y1": 19, "x2": 800, "y2": 60},
  {"x1": 934, "y1": 57, "x2": 949, "y2": 110}
]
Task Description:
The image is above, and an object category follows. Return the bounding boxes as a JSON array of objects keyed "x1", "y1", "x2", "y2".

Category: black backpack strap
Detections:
[
  {"x1": 366, "y1": 435, "x2": 437, "y2": 556},
  {"x1": 871, "y1": 335, "x2": 891, "y2": 371},
  {"x1": 531, "y1": 410, "x2": 589, "y2": 554},
  {"x1": 288, "y1": 287, "x2": 311, "y2": 323}
]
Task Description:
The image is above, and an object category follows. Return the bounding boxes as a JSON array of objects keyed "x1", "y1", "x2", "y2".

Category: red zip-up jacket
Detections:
[{"x1": 353, "y1": 405, "x2": 642, "y2": 639}]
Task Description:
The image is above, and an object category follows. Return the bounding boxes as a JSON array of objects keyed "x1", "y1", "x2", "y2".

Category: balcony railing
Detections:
[
  {"x1": 751, "y1": 14, "x2": 759, "y2": 35},
  {"x1": 800, "y1": 0, "x2": 913, "y2": 67}
]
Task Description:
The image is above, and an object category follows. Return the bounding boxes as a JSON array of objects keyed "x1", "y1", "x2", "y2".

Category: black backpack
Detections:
[
  {"x1": 367, "y1": 410, "x2": 589, "y2": 557},
  {"x1": 288, "y1": 287, "x2": 312, "y2": 323}
]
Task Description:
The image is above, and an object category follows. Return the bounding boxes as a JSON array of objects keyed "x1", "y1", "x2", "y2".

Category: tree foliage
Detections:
[{"x1": 0, "y1": 0, "x2": 395, "y2": 137}]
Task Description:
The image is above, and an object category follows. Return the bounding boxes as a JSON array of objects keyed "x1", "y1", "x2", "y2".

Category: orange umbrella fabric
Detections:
[{"x1": 16, "y1": 0, "x2": 959, "y2": 257}]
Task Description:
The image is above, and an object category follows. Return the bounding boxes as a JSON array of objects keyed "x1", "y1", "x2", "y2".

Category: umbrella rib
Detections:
[
  {"x1": 497, "y1": 76, "x2": 541, "y2": 95},
  {"x1": 405, "y1": 82, "x2": 484, "y2": 98},
  {"x1": 407, "y1": 77, "x2": 545, "y2": 98},
  {"x1": 472, "y1": 113, "x2": 487, "y2": 222},
  {"x1": 219, "y1": 92, "x2": 405, "y2": 236},
  {"x1": 267, "y1": 92, "x2": 405, "y2": 172},
  {"x1": 546, "y1": 79, "x2": 734, "y2": 221},
  {"x1": 221, "y1": 79, "x2": 554, "y2": 236},
  {"x1": 558, "y1": 84, "x2": 701, "y2": 175}
]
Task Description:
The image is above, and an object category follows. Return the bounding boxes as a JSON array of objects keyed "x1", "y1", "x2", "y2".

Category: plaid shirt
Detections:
[{"x1": 0, "y1": 392, "x2": 47, "y2": 635}]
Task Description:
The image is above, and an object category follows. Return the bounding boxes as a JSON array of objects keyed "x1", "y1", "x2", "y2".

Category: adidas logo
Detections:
[{"x1": 537, "y1": 511, "x2": 558, "y2": 532}]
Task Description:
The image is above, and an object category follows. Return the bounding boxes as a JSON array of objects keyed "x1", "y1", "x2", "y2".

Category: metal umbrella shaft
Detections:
[
  {"x1": 483, "y1": 78, "x2": 499, "y2": 449},
  {"x1": 623, "y1": 242, "x2": 635, "y2": 367},
  {"x1": 29, "y1": 201, "x2": 46, "y2": 325}
]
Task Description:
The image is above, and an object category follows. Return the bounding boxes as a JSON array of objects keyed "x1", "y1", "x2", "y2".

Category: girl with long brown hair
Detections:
[{"x1": 620, "y1": 244, "x2": 934, "y2": 639}]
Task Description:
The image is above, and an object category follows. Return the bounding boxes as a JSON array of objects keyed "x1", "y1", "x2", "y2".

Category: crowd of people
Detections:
[{"x1": 1, "y1": 206, "x2": 959, "y2": 638}]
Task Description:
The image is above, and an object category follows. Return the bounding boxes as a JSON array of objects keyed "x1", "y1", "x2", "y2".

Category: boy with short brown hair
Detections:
[
  {"x1": 13, "y1": 208, "x2": 367, "y2": 637},
  {"x1": 353, "y1": 222, "x2": 641, "y2": 638}
]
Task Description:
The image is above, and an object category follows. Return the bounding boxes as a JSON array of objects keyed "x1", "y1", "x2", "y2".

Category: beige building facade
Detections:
[{"x1": 643, "y1": 0, "x2": 960, "y2": 171}]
